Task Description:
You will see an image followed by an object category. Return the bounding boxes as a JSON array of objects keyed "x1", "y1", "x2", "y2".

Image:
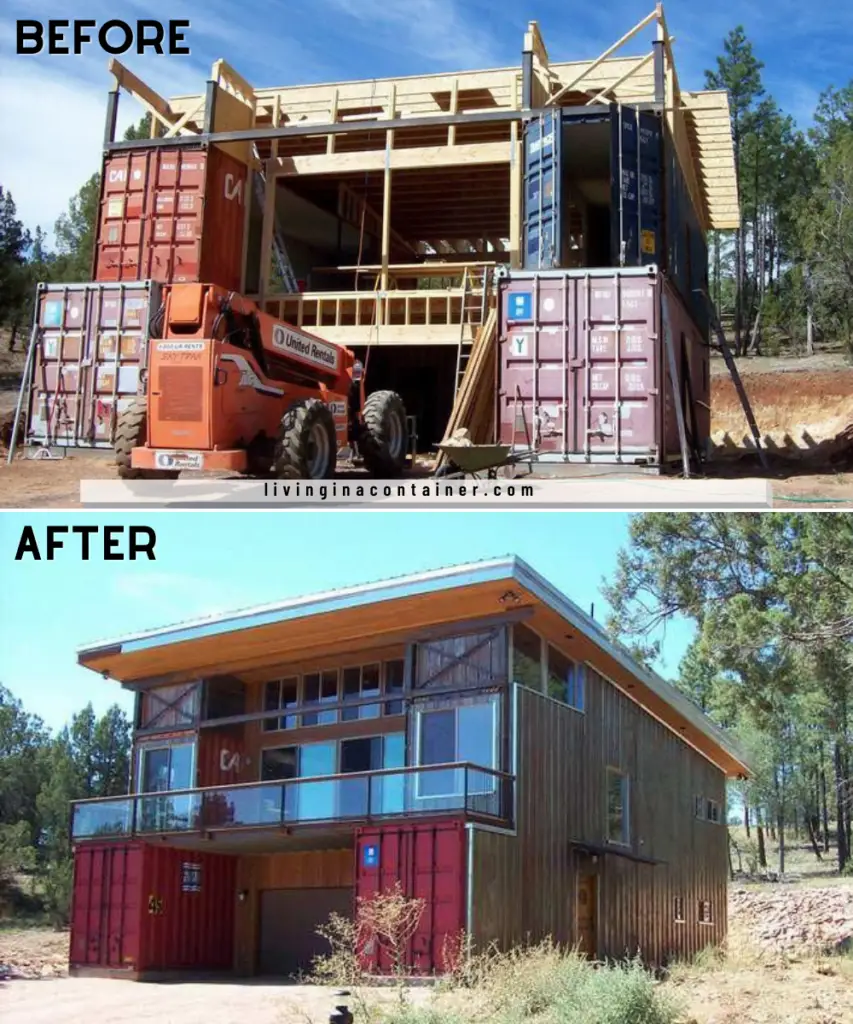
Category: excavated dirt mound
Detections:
[
  {"x1": 0, "y1": 928, "x2": 69, "y2": 979},
  {"x1": 729, "y1": 886, "x2": 853, "y2": 955},
  {"x1": 711, "y1": 368, "x2": 853, "y2": 464}
]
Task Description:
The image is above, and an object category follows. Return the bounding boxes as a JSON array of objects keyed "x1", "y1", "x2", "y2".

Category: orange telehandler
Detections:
[{"x1": 116, "y1": 282, "x2": 407, "y2": 480}]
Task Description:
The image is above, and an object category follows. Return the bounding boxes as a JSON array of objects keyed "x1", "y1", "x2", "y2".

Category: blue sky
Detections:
[
  {"x1": 2, "y1": 0, "x2": 852, "y2": 236},
  {"x1": 0, "y1": 511, "x2": 694, "y2": 732}
]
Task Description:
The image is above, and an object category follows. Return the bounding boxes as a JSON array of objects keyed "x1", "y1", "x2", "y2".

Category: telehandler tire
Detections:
[
  {"x1": 273, "y1": 399, "x2": 337, "y2": 479},
  {"x1": 114, "y1": 398, "x2": 178, "y2": 480},
  {"x1": 360, "y1": 390, "x2": 407, "y2": 477}
]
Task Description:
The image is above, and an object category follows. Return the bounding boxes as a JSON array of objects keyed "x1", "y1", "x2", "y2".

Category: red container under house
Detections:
[
  {"x1": 69, "y1": 842, "x2": 236, "y2": 977},
  {"x1": 355, "y1": 819, "x2": 467, "y2": 975}
]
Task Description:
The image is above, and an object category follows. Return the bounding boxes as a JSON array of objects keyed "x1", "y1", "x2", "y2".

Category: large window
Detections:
[
  {"x1": 512, "y1": 624, "x2": 543, "y2": 690},
  {"x1": 547, "y1": 645, "x2": 586, "y2": 712},
  {"x1": 137, "y1": 741, "x2": 196, "y2": 831},
  {"x1": 606, "y1": 767, "x2": 629, "y2": 845},
  {"x1": 263, "y1": 659, "x2": 405, "y2": 731},
  {"x1": 259, "y1": 734, "x2": 406, "y2": 820},
  {"x1": 416, "y1": 700, "x2": 497, "y2": 798}
]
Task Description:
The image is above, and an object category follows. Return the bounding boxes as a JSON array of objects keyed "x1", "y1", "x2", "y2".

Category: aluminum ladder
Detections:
[{"x1": 254, "y1": 171, "x2": 299, "y2": 293}]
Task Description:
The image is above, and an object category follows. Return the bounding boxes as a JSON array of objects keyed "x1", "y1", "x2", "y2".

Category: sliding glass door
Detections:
[
  {"x1": 137, "y1": 741, "x2": 196, "y2": 831},
  {"x1": 414, "y1": 699, "x2": 498, "y2": 803}
]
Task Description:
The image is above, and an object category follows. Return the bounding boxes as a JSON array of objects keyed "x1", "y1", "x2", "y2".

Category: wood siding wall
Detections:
[
  {"x1": 470, "y1": 673, "x2": 728, "y2": 965},
  {"x1": 233, "y1": 849, "x2": 354, "y2": 974}
]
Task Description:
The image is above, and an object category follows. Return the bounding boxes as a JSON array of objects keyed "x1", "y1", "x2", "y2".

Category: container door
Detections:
[
  {"x1": 523, "y1": 110, "x2": 562, "y2": 269},
  {"x1": 573, "y1": 270, "x2": 661, "y2": 459},
  {"x1": 610, "y1": 106, "x2": 662, "y2": 267}
]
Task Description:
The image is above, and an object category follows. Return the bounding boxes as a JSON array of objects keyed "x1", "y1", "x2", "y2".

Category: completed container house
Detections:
[{"x1": 70, "y1": 557, "x2": 747, "y2": 978}]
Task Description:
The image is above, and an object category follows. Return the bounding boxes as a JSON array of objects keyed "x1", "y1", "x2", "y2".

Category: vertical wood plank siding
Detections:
[{"x1": 471, "y1": 669, "x2": 728, "y2": 964}]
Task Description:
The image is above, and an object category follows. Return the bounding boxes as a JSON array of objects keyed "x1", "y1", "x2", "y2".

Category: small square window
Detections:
[
  {"x1": 547, "y1": 645, "x2": 584, "y2": 712},
  {"x1": 384, "y1": 659, "x2": 405, "y2": 715},
  {"x1": 698, "y1": 900, "x2": 713, "y2": 925},
  {"x1": 694, "y1": 795, "x2": 706, "y2": 819},
  {"x1": 706, "y1": 799, "x2": 721, "y2": 824},
  {"x1": 673, "y1": 897, "x2": 685, "y2": 923}
]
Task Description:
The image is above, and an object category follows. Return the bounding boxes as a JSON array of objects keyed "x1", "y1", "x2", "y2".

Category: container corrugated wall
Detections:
[
  {"x1": 355, "y1": 819, "x2": 467, "y2": 975},
  {"x1": 70, "y1": 841, "x2": 236, "y2": 975},
  {"x1": 25, "y1": 282, "x2": 158, "y2": 449},
  {"x1": 497, "y1": 267, "x2": 709, "y2": 466},
  {"x1": 95, "y1": 147, "x2": 247, "y2": 293}
]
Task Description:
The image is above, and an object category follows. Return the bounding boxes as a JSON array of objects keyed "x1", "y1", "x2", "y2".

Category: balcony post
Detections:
[{"x1": 463, "y1": 764, "x2": 469, "y2": 811}]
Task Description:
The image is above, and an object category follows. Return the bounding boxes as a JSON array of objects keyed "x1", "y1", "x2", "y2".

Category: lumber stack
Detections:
[{"x1": 437, "y1": 306, "x2": 498, "y2": 467}]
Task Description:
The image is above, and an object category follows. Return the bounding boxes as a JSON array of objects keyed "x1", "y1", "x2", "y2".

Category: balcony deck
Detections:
[{"x1": 71, "y1": 762, "x2": 513, "y2": 844}]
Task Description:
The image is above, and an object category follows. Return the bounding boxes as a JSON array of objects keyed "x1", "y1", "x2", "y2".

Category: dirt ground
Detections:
[
  {"x1": 2, "y1": 928, "x2": 852, "y2": 1024},
  {"x1": 2, "y1": 345, "x2": 852, "y2": 508}
]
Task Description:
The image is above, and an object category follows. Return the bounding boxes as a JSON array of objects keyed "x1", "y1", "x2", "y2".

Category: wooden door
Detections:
[{"x1": 576, "y1": 874, "x2": 597, "y2": 957}]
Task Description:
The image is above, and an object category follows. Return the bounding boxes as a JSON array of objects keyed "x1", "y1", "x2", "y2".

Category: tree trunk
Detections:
[
  {"x1": 756, "y1": 811, "x2": 767, "y2": 869},
  {"x1": 835, "y1": 741, "x2": 849, "y2": 871},
  {"x1": 744, "y1": 802, "x2": 751, "y2": 838},
  {"x1": 807, "y1": 815, "x2": 823, "y2": 861},
  {"x1": 775, "y1": 768, "x2": 785, "y2": 876},
  {"x1": 748, "y1": 302, "x2": 763, "y2": 355},
  {"x1": 805, "y1": 264, "x2": 815, "y2": 355},
  {"x1": 8, "y1": 324, "x2": 17, "y2": 353},
  {"x1": 735, "y1": 227, "x2": 745, "y2": 355},
  {"x1": 727, "y1": 831, "x2": 735, "y2": 880},
  {"x1": 820, "y1": 745, "x2": 830, "y2": 852}
]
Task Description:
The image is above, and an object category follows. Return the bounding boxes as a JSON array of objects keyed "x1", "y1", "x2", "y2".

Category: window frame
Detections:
[
  {"x1": 605, "y1": 766, "x2": 630, "y2": 846},
  {"x1": 698, "y1": 899, "x2": 713, "y2": 925},
  {"x1": 673, "y1": 896, "x2": 685, "y2": 924},
  {"x1": 545, "y1": 643, "x2": 586, "y2": 714},
  {"x1": 262, "y1": 658, "x2": 407, "y2": 733},
  {"x1": 136, "y1": 738, "x2": 196, "y2": 794},
  {"x1": 413, "y1": 698, "x2": 499, "y2": 799}
]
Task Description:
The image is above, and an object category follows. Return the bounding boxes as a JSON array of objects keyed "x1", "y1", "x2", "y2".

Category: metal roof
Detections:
[{"x1": 77, "y1": 556, "x2": 747, "y2": 773}]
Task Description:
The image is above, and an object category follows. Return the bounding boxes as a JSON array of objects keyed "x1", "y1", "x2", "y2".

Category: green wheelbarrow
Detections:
[{"x1": 433, "y1": 443, "x2": 537, "y2": 479}]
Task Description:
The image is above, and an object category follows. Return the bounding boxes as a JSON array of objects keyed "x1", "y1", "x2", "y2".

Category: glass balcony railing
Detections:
[{"x1": 70, "y1": 762, "x2": 513, "y2": 840}]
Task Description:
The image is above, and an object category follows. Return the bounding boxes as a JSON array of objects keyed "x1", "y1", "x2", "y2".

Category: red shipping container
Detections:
[
  {"x1": 95, "y1": 146, "x2": 247, "y2": 292},
  {"x1": 70, "y1": 841, "x2": 236, "y2": 976},
  {"x1": 355, "y1": 819, "x2": 467, "y2": 975},
  {"x1": 498, "y1": 267, "x2": 710, "y2": 468}
]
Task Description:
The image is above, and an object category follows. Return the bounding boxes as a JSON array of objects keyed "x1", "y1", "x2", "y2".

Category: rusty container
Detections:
[
  {"x1": 355, "y1": 819, "x2": 467, "y2": 975},
  {"x1": 70, "y1": 841, "x2": 236, "y2": 977},
  {"x1": 498, "y1": 266, "x2": 710, "y2": 468},
  {"x1": 95, "y1": 146, "x2": 247, "y2": 292}
]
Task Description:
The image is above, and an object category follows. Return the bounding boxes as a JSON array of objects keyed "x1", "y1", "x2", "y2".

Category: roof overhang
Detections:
[{"x1": 77, "y1": 557, "x2": 749, "y2": 778}]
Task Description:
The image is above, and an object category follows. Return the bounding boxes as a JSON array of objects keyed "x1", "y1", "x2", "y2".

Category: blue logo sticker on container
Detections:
[
  {"x1": 43, "y1": 300, "x2": 63, "y2": 328},
  {"x1": 363, "y1": 843, "x2": 379, "y2": 868},
  {"x1": 509, "y1": 292, "x2": 532, "y2": 321}
]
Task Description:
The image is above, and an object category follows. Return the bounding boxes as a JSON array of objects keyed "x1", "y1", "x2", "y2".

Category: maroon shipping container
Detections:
[
  {"x1": 25, "y1": 281, "x2": 159, "y2": 448},
  {"x1": 70, "y1": 842, "x2": 236, "y2": 976},
  {"x1": 498, "y1": 267, "x2": 710, "y2": 468},
  {"x1": 356, "y1": 819, "x2": 467, "y2": 975},
  {"x1": 95, "y1": 146, "x2": 247, "y2": 291}
]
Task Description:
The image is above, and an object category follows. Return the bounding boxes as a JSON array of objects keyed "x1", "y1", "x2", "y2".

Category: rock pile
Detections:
[{"x1": 729, "y1": 885, "x2": 853, "y2": 954}]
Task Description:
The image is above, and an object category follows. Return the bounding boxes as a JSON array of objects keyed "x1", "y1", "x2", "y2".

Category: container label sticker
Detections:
[
  {"x1": 43, "y1": 301, "x2": 63, "y2": 328},
  {"x1": 107, "y1": 198, "x2": 124, "y2": 218},
  {"x1": 510, "y1": 334, "x2": 529, "y2": 357},
  {"x1": 641, "y1": 230, "x2": 656, "y2": 254},
  {"x1": 363, "y1": 844, "x2": 379, "y2": 868},
  {"x1": 508, "y1": 292, "x2": 532, "y2": 320},
  {"x1": 181, "y1": 862, "x2": 202, "y2": 893}
]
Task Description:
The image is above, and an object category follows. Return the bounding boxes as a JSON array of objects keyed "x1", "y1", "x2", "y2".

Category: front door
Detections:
[{"x1": 576, "y1": 874, "x2": 597, "y2": 957}]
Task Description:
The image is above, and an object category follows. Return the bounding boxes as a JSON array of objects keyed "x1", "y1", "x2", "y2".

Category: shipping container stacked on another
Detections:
[
  {"x1": 23, "y1": 135, "x2": 249, "y2": 450},
  {"x1": 508, "y1": 102, "x2": 711, "y2": 467}
]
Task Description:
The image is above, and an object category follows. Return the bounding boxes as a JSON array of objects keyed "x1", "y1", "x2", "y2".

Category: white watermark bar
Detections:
[{"x1": 80, "y1": 478, "x2": 773, "y2": 509}]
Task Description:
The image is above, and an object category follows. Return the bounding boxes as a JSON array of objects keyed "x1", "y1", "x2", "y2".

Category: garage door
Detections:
[{"x1": 258, "y1": 887, "x2": 353, "y2": 976}]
